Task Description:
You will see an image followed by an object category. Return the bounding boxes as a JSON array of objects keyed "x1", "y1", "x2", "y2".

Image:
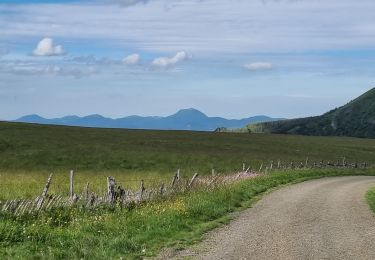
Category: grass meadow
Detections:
[
  {"x1": 1, "y1": 122, "x2": 375, "y2": 258},
  {"x1": 0, "y1": 168, "x2": 374, "y2": 259},
  {"x1": 1, "y1": 121, "x2": 375, "y2": 199}
]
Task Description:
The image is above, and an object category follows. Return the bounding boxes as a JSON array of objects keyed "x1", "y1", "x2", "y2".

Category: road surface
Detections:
[{"x1": 169, "y1": 176, "x2": 375, "y2": 260}]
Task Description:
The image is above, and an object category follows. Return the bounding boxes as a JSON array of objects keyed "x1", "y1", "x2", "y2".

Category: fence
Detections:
[{"x1": 0, "y1": 157, "x2": 370, "y2": 216}]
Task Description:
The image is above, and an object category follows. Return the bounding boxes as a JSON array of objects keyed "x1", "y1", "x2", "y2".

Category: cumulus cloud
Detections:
[
  {"x1": 244, "y1": 62, "x2": 274, "y2": 71},
  {"x1": 123, "y1": 53, "x2": 140, "y2": 65},
  {"x1": 152, "y1": 51, "x2": 189, "y2": 67},
  {"x1": 33, "y1": 38, "x2": 64, "y2": 56}
]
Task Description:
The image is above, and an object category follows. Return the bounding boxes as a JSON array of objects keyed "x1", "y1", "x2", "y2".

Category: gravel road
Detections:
[{"x1": 170, "y1": 176, "x2": 375, "y2": 260}]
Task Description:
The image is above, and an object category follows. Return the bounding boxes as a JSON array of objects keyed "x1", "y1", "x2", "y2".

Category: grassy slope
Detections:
[
  {"x1": 1, "y1": 121, "x2": 375, "y2": 199},
  {"x1": 0, "y1": 169, "x2": 374, "y2": 259},
  {"x1": 233, "y1": 87, "x2": 375, "y2": 138},
  {"x1": 1, "y1": 121, "x2": 375, "y2": 173}
]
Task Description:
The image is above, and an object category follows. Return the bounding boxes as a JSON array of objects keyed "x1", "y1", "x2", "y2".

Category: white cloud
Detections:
[
  {"x1": 33, "y1": 37, "x2": 64, "y2": 56},
  {"x1": 123, "y1": 53, "x2": 140, "y2": 65},
  {"x1": 0, "y1": 61, "x2": 98, "y2": 78},
  {"x1": 2, "y1": 1, "x2": 375, "y2": 54},
  {"x1": 152, "y1": 51, "x2": 189, "y2": 67},
  {"x1": 244, "y1": 62, "x2": 274, "y2": 71}
]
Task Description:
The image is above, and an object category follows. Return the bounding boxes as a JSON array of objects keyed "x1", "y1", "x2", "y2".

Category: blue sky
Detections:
[{"x1": 0, "y1": 0, "x2": 374, "y2": 120}]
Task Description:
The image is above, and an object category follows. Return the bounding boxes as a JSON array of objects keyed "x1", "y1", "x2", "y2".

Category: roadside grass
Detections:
[
  {"x1": 1, "y1": 168, "x2": 374, "y2": 259},
  {"x1": 0, "y1": 170, "x2": 173, "y2": 200},
  {"x1": 366, "y1": 186, "x2": 375, "y2": 214}
]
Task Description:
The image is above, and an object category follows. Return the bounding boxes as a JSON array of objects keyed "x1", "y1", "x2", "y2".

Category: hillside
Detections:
[
  {"x1": 229, "y1": 88, "x2": 375, "y2": 138},
  {"x1": 0, "y1": 121, "x2": 374, "y2": 174},
  {"x1": 15, "y1": 108, "x2": 281, "y2": 131}
]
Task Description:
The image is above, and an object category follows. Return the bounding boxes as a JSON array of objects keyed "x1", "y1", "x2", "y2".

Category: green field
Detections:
[
  {"x1": 0, "y1": 168, "x2": 374, "y2": 259},
  {"x1": 1, "y1": 122, "x2": 375, "y2": 258},
  {"x1": 1, "y1": 121, "x2": 375, "y2": 199}
]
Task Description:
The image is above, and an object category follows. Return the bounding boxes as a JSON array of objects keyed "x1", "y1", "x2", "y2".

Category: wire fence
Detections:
[{"x1": 0, "y1": 157, "x2": 370, "y2": 216}]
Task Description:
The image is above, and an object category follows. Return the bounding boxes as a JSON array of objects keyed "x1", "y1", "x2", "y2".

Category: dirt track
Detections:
[{"x1": 171, "y1": 176, "x2": 375, "y2": 260}]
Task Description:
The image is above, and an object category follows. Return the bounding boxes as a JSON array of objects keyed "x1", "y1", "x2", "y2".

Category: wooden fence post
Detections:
[
  {"x1": 107, "y1": 176, "x2": 116, "y2": 203},
  {"x1": 85, "y1": 182, "x2": 90, "y2": 200},
  {"x1": 188, "y1": 173, "x2": 199, "y2": 188},
  {"x1": 171, "y1": 172, "x2": 178, "y2": 188},
  {"x1": 139, "y1": 180, "x2": 145, "y2": 202},
  {"x1": 69, "y1": 170, "x2": 74, "y2": 199},
  {"x1": 42, "y1": 174, "x2": 53, "y2": 198},
  {"x1": 259, "y1": 163, "x2": 263, "y2": 172},
  {"x1": 71, "y1": 194, "x2": 79, "y2": 205},
  {"x1": 36, "y1": 173, "x2": 53, "y2": 211}
]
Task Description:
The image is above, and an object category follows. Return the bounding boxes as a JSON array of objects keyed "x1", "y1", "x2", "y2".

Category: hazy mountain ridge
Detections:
[
  {"x1": 15, "y1": 108, "x2": 282, "y2": 131},
  {"x1": 229, "y1": 88, "x2": 375, "y2": 138}
]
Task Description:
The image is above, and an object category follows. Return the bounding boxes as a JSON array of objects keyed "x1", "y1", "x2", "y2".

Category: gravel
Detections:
[{"x1": 169, "y1": 176, "x2": 375, "y2": 260}]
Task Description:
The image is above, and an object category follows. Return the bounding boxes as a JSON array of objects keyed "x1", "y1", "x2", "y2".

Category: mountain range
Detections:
[
  {"x1": 15, "y1": 108, "x2": 282, "y2": 131},
  {"x1": 222, "y1": 87, "x2": 375, "y2": 138}
]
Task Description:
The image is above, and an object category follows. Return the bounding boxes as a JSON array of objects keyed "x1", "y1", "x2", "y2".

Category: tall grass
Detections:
[
  {"x1": 0, "y1": 170, "x2": 174, "y2": 200},
  {"x1": 1, "y1": 169, "x2": 374, "y2": 259}
]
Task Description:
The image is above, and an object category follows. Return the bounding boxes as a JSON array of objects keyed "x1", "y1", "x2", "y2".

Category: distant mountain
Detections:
[
  {"x1": 224, "y1": 87, "x2": 375, "y2": 138},
  {"x1": 15, "y1": 108, "x2": 282, "y2": 131}
]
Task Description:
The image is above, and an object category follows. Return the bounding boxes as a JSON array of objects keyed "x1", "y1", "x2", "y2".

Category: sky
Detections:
[{"x1": 0, "y1": 0, "x2": 374, "y2": 120}]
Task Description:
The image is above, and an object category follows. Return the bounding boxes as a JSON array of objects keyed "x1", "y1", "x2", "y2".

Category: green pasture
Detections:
[
  {"x1": 0, "y1": 168, "x2": 374, "y2": 259},
  {"x1": 1, "y1": 121, "x2": 374, "y2": 199}
]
